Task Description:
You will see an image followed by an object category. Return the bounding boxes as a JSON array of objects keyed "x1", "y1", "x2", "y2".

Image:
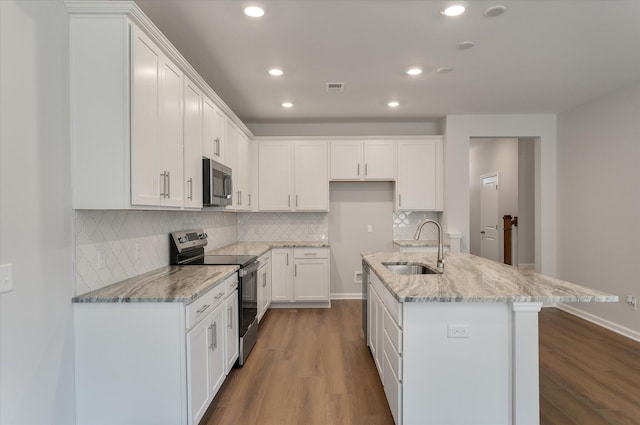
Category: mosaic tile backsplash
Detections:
[
  {"x1": 74, "y1": 210, "x2": 237, "y2": 295},
  {"x1": 392, "y1": 211, "x2": 442, "y2": 240},
  {"x1": 237, "y1": 212, "x2": 329, "y2": 241}
]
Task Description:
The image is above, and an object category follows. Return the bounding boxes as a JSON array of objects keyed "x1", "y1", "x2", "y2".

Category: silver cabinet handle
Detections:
[
  {"x1": 399, "y1": 194, "x2": 402, "y2": 207},
  {"x1": 286, "y1": 252, "x2": 289, "y2": 266},
  {"x1": 248, "y1": 193, "x2": 252, "y2": 207},
  {"x1": 365, "y1": 163, "x2": 368, "y2": 176},
  {"x1": 294, "y1": 264, "x2": 297, "y2": 277},
  {"x1": 240, "y1": 191, "x2": 243, "y2": 206},
  {"x1": 228, "y1": 305, "x2": 233, "y2": 329},
  {"x1": 303, "y1": 253, "x2": 317, "y2": 256},
  {"x1": 213, "y1": 322, "x2": 217, "y2": 350},
  {"x1": 215, "y1": 292, "x2": 225, "y2": 300},
  {"x1": 215, "y1": 137, "x2": 220, "y2": 156},
  {"x1": 197, "y1": 304, "x2": 211, "y2": 314},
  {"x1": 166, "y1": 171, "x2": 170, "y2": 198},
  {"x1": 263, "y1": 271, "x2": 267, "y2": 288},
  {"x1": 208, "y1": 324, "x2": 214, "y2": 350},
  {"x1": 357, "y1": 163, "x2": 360, "y2": 176},
  {"x1": 187, "y1": 178, "x2": 193, "y2": 200}
]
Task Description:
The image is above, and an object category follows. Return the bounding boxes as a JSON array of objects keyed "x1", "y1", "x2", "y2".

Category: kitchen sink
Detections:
[{"x1": 382, "y1": 262, "x2": 442, "y2": 275}]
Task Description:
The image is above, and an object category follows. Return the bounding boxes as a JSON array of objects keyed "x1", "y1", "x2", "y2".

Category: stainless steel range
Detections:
[{"x1": 169, "y1": 230, "x2": 259, "y2": 366}]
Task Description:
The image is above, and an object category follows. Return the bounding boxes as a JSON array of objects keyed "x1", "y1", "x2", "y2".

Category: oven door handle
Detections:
[{"x1": 239, "y1": 261, "x2": 260, "y2": 276}]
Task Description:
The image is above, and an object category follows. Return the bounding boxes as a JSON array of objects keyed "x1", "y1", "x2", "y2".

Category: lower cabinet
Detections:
[
  {"x1": 368, "y1": 271, "x2": 403, "y2": 425},
  {"x1": 271, "y1": 247, "x2": 330, "y2": 307},
  {"x1": 257, "y1": 251, "x2": 272, "y2": 321},
  {"x1": 74, "y1": 273, "x2": 238, "y2": 425}
]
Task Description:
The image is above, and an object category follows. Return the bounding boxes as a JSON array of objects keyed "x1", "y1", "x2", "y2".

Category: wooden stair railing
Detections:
[{"x1": 503, "y1": 215, "x2": 518, "y2": 265}]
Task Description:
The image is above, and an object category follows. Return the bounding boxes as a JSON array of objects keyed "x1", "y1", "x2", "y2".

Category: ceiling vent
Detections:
[{"x1": 326, "y1": 82, "x2": 344, "y2": 93}]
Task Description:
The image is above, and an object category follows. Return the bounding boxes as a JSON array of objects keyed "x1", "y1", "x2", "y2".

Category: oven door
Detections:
[{"x1": 238, "y1": 261, "x2": 259, "y2": 337}]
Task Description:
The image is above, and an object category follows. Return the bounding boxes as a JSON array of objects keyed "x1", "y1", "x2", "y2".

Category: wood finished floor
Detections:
[{"x1": 202, "y1": 301, "x2": 640, "y2": 425}]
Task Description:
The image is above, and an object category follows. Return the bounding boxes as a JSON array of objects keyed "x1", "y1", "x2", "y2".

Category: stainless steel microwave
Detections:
[{"x1": 203, "y1": 157, "x2": 232, "y2": 207}]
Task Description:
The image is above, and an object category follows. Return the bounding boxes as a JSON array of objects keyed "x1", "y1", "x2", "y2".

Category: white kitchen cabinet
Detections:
[
  {"x1": 202, "y1": 97, "x2": 226, "y2": 164},
  {"x1": 396, "y1": 138, "x2": 444, "y2": 211},
  {"x1": 235, "y1": 132, "x2": 253, "y2": 211},
  {"x1": 183, "y1": 77, "x2": 203, "y2": 208},
  {"x1": 330, "y1": 140, "x2": 396, "y2": 181},
  {"x1": 257, "y1": 141, "x2": 328, "y2": 211},
  {"x1": 224, "y1": 280, "x2": 239, "y2": 373},
  {"x1": 271, "y1": 248, "x2": 330, "y2": 306},
  {"x1": 257, "y1": 252, "x2": 272, "y2": 321}
]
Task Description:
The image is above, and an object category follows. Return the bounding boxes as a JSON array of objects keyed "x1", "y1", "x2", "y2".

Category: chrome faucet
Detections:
[{"x1": 413, "y1": 219, "x2": 445, "y2": 270}]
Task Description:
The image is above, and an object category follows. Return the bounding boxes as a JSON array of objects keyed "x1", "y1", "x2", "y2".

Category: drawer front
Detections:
[
  {"x1": 225, "y1": 273, "x2": 239, "y2": 294},
  {"x1": 384, "y1": 329, "x2": 402, "y2": 381},
  {"x1": 186, "y1": 283, "x2": 226, "y2": 330},
  {"x1": 371, "y1": 271, "x2": 384, "y2": 297},
  {"x1": 382, "y1": 285, "x2": 402, "y2": 327},
  {"x1": 258, "y1": 251, "x2": 271, "y2": 264},
  {"x1": 293, "y1": 247, "x2": 328, "y2": 259},
  {"x1": 384, "y1": 307, "x2": 402, "y2": 354}
]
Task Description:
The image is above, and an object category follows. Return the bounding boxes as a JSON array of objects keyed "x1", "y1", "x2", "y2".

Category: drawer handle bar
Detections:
[{"x1": 197, "y1": 304, "x2": 211, "y2": 314}]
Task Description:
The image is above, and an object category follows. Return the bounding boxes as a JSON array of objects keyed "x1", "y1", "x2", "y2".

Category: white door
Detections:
[
  {"x1": 294, "y1": 142, "x2": 328, "y2": 211},
  {"x1": 480, "y1": 174, "x2": 499, "y2": 262},
  {"x1": 363, "y1": 141, "x2": 396, "y2": 180},
  {"x1": 293, "y1": 259, "x2": 328, "y2": 301},
  {"x1": 330, "y1": 141, "x2": 362, "y2": 180},
  {"x1": 183, "y1": 77, "x2": 203, "y2": 208},
  {"x1": 186, "y1": 317, "x2": 210, "y2": 425},
  {"x1": 271, "y1": 249, "x2": 293, "y2": 302},
  {"x1": 258, "y1": 142, "x2": 293, "y2": 211}
]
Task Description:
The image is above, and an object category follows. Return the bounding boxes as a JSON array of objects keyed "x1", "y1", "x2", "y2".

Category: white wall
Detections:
[
  {"x1": 0, "y1": 1, "x2": 76, "y2": 423},
  {"x1": 517, "y1": 139, "x2": 536, "y2": 267},
  {"x1": 329, "y1": 182, "x2": 394, "y2": 298},
  {"x1": 443, "y1": 114, "x2": 557, "y2": 275},
  {"x1": 557, "y1": 80, "x2": 640, "y2": 334},
  {"x1": 469, "y1": 138, "x2": 519, "y2": 260}
]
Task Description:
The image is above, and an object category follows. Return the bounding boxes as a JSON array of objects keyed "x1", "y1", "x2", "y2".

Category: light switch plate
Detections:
[{"x1": 1, "y1": 264, "x2": 13, "y2": 294}]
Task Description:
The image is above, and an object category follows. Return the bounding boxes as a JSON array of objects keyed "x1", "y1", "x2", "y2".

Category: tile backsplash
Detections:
[
  {"x1": 74, "y1": 210, "x2": 237, "y2": 296},
  {"x1": 237, "y1": 212, "x2": 329, "y2": 241},
  {"x1": 392, "y1": 211, "x2": 442, "y2": 240}
]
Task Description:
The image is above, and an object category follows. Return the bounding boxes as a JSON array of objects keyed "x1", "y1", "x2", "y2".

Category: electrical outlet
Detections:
[
  {"x1": 0, "y1": 264, "x2": 13, "y2": 294},
  {"x1": 354, "y1": 271, "x2": 363, "y2": 284},
  {"x1": 447, "y1": 324, "x2": 469, "y2": 338},
  {"x1": 626, "y1": 295, "x2": 637, "y2": 311},
  {"x1": 97, "y1": 249, "x2": 105, "y2": 270},
  {"x1": 367, "y1": 224, "x2": 373, "y2": 233}
]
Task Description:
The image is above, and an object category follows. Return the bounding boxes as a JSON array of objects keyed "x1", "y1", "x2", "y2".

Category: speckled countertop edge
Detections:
[
  {"x1": 362, "y1": 252, "x2": 618, "y2": 304},
  {"x1": 206, "y1": 240, "x2": 330, "y2": 257}
]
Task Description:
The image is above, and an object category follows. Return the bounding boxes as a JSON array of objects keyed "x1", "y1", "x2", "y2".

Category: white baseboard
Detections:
[
  {"x1": 331, "y1": 293, "x2": 364, "y2": 300},
  {"x1": 556, "y1": 303, "x2": 640, "y2": 343},
  {"x1": 518, "y1": 263, "x2": 535, "y2": 270}
]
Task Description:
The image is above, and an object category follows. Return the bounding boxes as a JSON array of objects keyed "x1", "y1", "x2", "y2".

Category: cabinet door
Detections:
[
  {"x1": 130, "y1": 26, "x2": 161, "y2": 206},
  {"x1": 330, "y1": 141, "x2": 362, "y2": 180},
  {"x1": 224, "y1": 119, "x2": 239, "y2": 211},
  {"x1": 364, "y1": 141, "x2": 396, "y2": 180},
  {"x1": 183, "y1": 77, "x2": 203, "y2": 208},
  {"x1": 397, "y1": 140, "x2": 442, "y2": 210},
  {"x1": 208, "y1": 304, "x2": 226, "y2": 397},
  {"x1": 236, "y1": 132, "x2": 251, "y2": 210},
  {"x1": 186, "y1": 317, "x2": 210, "y2": 425},
  {"x1": 202, "y1": 97, "x2": 225, "y2": 163},
  {"x1": 294, "y1": 142, "x2": 328, "y2": 211},
  {"x1": 293, "y1": 259, "x2": 329, "y2": 301},
  {"x1": 225, "y1": 292, "x2": 239, "y2": 373},
  {"x1": 158, "y1": 55, "x2": 184, "y2": 207},
  {"x1": 271, "y1": 249, "x2": 293, "y2": 302},
  {"x1": 258, "y1": 142, "x2": 293, "y2": 211}
]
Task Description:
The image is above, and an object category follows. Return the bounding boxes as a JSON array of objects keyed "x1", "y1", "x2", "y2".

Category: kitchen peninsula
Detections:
[{"x1": 362, "y1": 252, "x2": 617, "y2": 425}]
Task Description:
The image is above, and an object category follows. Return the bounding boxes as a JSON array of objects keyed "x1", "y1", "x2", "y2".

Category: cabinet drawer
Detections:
[
  {"x1": 293, "y1": 247, "x2": 328, "y2": 259},
  {"x1": 384, "y1": 329, "x2": 402, "y2": 381},
  {"x1": 382, "y1": 285, "x2": 402, "y2": 327},
  {"x1": 370, "y1": 271, "x2": 384, "y2": 297},
  {"x1": 186, "y1": 283, "x2": 226, "y2": 330},
  {"x1": 224, "y1": 273, "x2": 239, "y2": 294},
  {"x1": 384, "y1": 307, "x2": 402, "y2": 354}
]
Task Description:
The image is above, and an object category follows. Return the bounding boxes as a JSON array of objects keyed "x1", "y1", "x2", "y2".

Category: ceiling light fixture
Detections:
[
  {"x1": 268, "y1": 68, "x2": 283, "y2": 76},
  {"x1": 436, "y1": 67, "x2": 453, "y2": 74},
  {"x1": 244, "y1": 6, "x2": 265, "y2": 18},
  {"x1": 406, "y1": 67, "x2": 423, "y2": 76},
  {"x1": 441, "y1": 3, "x2": 466, "y2": 17},
  {"x1": 484, "y1": 5, "x2": 507, "y2": 17},
  {"x1": 388, "y1": 101, "x2": 400, "y2": 108},
  {"x1": 282, "y1": 102, "x2": 293, "y2": 108}
]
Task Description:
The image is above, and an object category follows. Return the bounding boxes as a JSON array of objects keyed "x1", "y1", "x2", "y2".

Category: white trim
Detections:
[
  {"x1": 331, "y1": 293, "x2": 364, "y2": 300},
  {"x1": 253, "y1": 135, "x2": 443, "y2": 142},
  {"x1": 556, "y1": 303, "x2": 640, "y2": 342},
  {"x1": 512, "y1": 302, "x2": 543, "y2": 313},
  {"x1": 518, "y1": 263, "x2": 535, "y2": 270}
]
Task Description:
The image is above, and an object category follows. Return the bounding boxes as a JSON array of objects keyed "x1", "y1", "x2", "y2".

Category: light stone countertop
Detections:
[
  {"x1": 362, "y1": 252, "x2": 618, "y2": 304},
  {"x1": 393, "y1": 239, "x2": 449, "y2": 247},
  {"x1": 207, "y1": 240, "x2": 330, "y2": 257},
  {"x1": 72, "y1": 265, "x2": 239, "y2": 303}
]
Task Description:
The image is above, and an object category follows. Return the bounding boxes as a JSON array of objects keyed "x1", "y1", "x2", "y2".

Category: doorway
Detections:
[{"x1": 469, "y1": 138, "x2": 535, "y2": 267}]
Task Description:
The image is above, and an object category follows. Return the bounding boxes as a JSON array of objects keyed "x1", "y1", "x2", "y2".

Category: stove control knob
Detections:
[{"x1": 178, "y1": 237, "x2": 186, "y2": 244}]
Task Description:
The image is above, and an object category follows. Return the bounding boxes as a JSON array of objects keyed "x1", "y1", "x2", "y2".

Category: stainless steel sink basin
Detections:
[{"x1": 382, "y1": 262, "x2": 442, "y2": 275}]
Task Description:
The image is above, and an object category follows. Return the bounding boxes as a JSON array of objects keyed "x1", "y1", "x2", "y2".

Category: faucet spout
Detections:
[{"x1": 413, "y1": 219, "x2": 445, "y2": 270}]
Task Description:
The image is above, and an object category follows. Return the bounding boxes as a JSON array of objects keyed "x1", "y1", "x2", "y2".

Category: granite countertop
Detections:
[
  {"x1": 72, "y1": 265, "x2": 239, "y2": 303},
  {"x1": 207, "y1": 240, "x2": 330, "y2": 257},
  {"x1": 362, "y1": 252, "x2": 618, "y2": 304},
  {"x1": 393, "y1": 239, "x2": 450, "y2": 247}
]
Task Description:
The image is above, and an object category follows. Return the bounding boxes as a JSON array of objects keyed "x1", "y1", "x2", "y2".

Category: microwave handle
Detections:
[{"x1": 224, "y1": 174, "x2": 232, "y2": 199}]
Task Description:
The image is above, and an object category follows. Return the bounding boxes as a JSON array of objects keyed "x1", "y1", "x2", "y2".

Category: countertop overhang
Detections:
[{"x1": 362, "y1": 252, "x2": 618, "y2": 304}]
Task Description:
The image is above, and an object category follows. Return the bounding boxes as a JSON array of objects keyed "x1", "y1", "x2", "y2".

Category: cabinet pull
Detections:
[
  {"x1": 365, "y1": 163, "x2": 368, "y2": 176},
  {"x1": 213, "y1": 322, "x2": 218, "y2": 350},
  {"x1": 215, "y1": 292, "x2": 225, "y2": 300},
  {"x1": 228, "y1": 306, "x2": 233, "y2": 329},
  {"x1": 286, "y1": 253, "x2": 289, "y2": 266},
  {"x1": 357, "y1": 163, "x2": 360, "y2": 176},
  {"x1": 208, "y1": 324, "x2": 214, "y2": 350},
  {"x1": 303, "y1": 252, "x2": 318, "y2": 256},
  {"x1": 197, "y1": 304, "x2": 211, "y2": 314},
  {"x1": 248, "y1": 193, "x2": 252, "y2": 207},
  {"x1": 215, "y1": 137, "x2": 220, "y2": 156},
  {"x1": 166, "y1": 171, "x2": 170, "y2": 198},
  {"x1": 294, "y1": 264, "x2": 297, "y2": 277},
  {"x1": 399, "y1": 194, "x2": 402, "y2": 207},
  {"x1": 187, "y1": 178, "x2": 193, "y2": 200},
  {"x1": 263, "y1": 271, "x2": 267, "y2": 288}
]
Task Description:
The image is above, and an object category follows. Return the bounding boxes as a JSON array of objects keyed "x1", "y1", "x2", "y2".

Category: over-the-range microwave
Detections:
[{"x1": 203, "y1": 157, "x2": 232, "y2": 207}]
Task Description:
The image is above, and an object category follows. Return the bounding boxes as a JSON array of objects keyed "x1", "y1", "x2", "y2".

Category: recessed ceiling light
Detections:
[
  {"x1": 268, "y1": 68, "x2": 283, "y2": 76},
  {"x1": 282, "y1": 102, "x2": 293, "y2": 108},
  {"x1": 441, "y1": 4, "x2": 466, "y2": 17},
  {"x1": 244, "y1": 6, "x2": 265, "y2": 18},
  {"x1": 484, "y1": 5, "x2": 507, "y2": 17},
  {"x1": 388, "y1": 101, "x2": 400, "y2": 108},
  {"x1": 406, "y1": 67, "x2": 423, "y2": 76},
  {"x1": 457, "y1": 41, "x2": 476, "y2": 50},
  {"x1": 436, "y1": 67, "x2": 453, "y2": 74}
]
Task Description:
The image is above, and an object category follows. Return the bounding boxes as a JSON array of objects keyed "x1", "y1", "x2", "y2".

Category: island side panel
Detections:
[
  {"x1": 74, "y1": 302, "x2": 187, "y2": 425},
  {"x1": 402, "y1": 302, "x2": 511, "y2": 425}
]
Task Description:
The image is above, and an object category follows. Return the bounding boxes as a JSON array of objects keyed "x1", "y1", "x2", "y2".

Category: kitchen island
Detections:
[{"x1": 362, "y1": 252, "x2": 617, "y2": 425}]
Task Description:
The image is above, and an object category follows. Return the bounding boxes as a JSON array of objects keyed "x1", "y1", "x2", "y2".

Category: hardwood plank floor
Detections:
[{"x1": 202, "y1": 302, "x2": 640, "y2": 425}]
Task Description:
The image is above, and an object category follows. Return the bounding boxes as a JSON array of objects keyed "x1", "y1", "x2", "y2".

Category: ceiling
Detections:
[{"x1": 132, "y1": 0, "x2": 640, "y2": 125}]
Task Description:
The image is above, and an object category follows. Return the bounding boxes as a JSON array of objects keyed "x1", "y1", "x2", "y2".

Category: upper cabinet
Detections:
[
  {"x1": 258, "y1": 141, "x2": 328, "y2": 212},
  {"x1": 330, "y1": 140, "x2": 396, "y2": 181},
  {"x1": 226, "y1": 124, "x2": 253, "y2": 212},
  {"x1": 396, "y1": 138, "x2": 444, "y2": 211},
  {"x1": 67, "y1": 3, "x2": 252, "y2": 210}
]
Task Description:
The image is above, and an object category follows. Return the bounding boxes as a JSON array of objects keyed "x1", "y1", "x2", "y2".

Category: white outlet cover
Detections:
[
  {"x1": 447, "y1": 324, "x2": 470, "y2": 338},
  {"x1": 1, "y1": 264, "x2": 13, "y2": 294}
]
